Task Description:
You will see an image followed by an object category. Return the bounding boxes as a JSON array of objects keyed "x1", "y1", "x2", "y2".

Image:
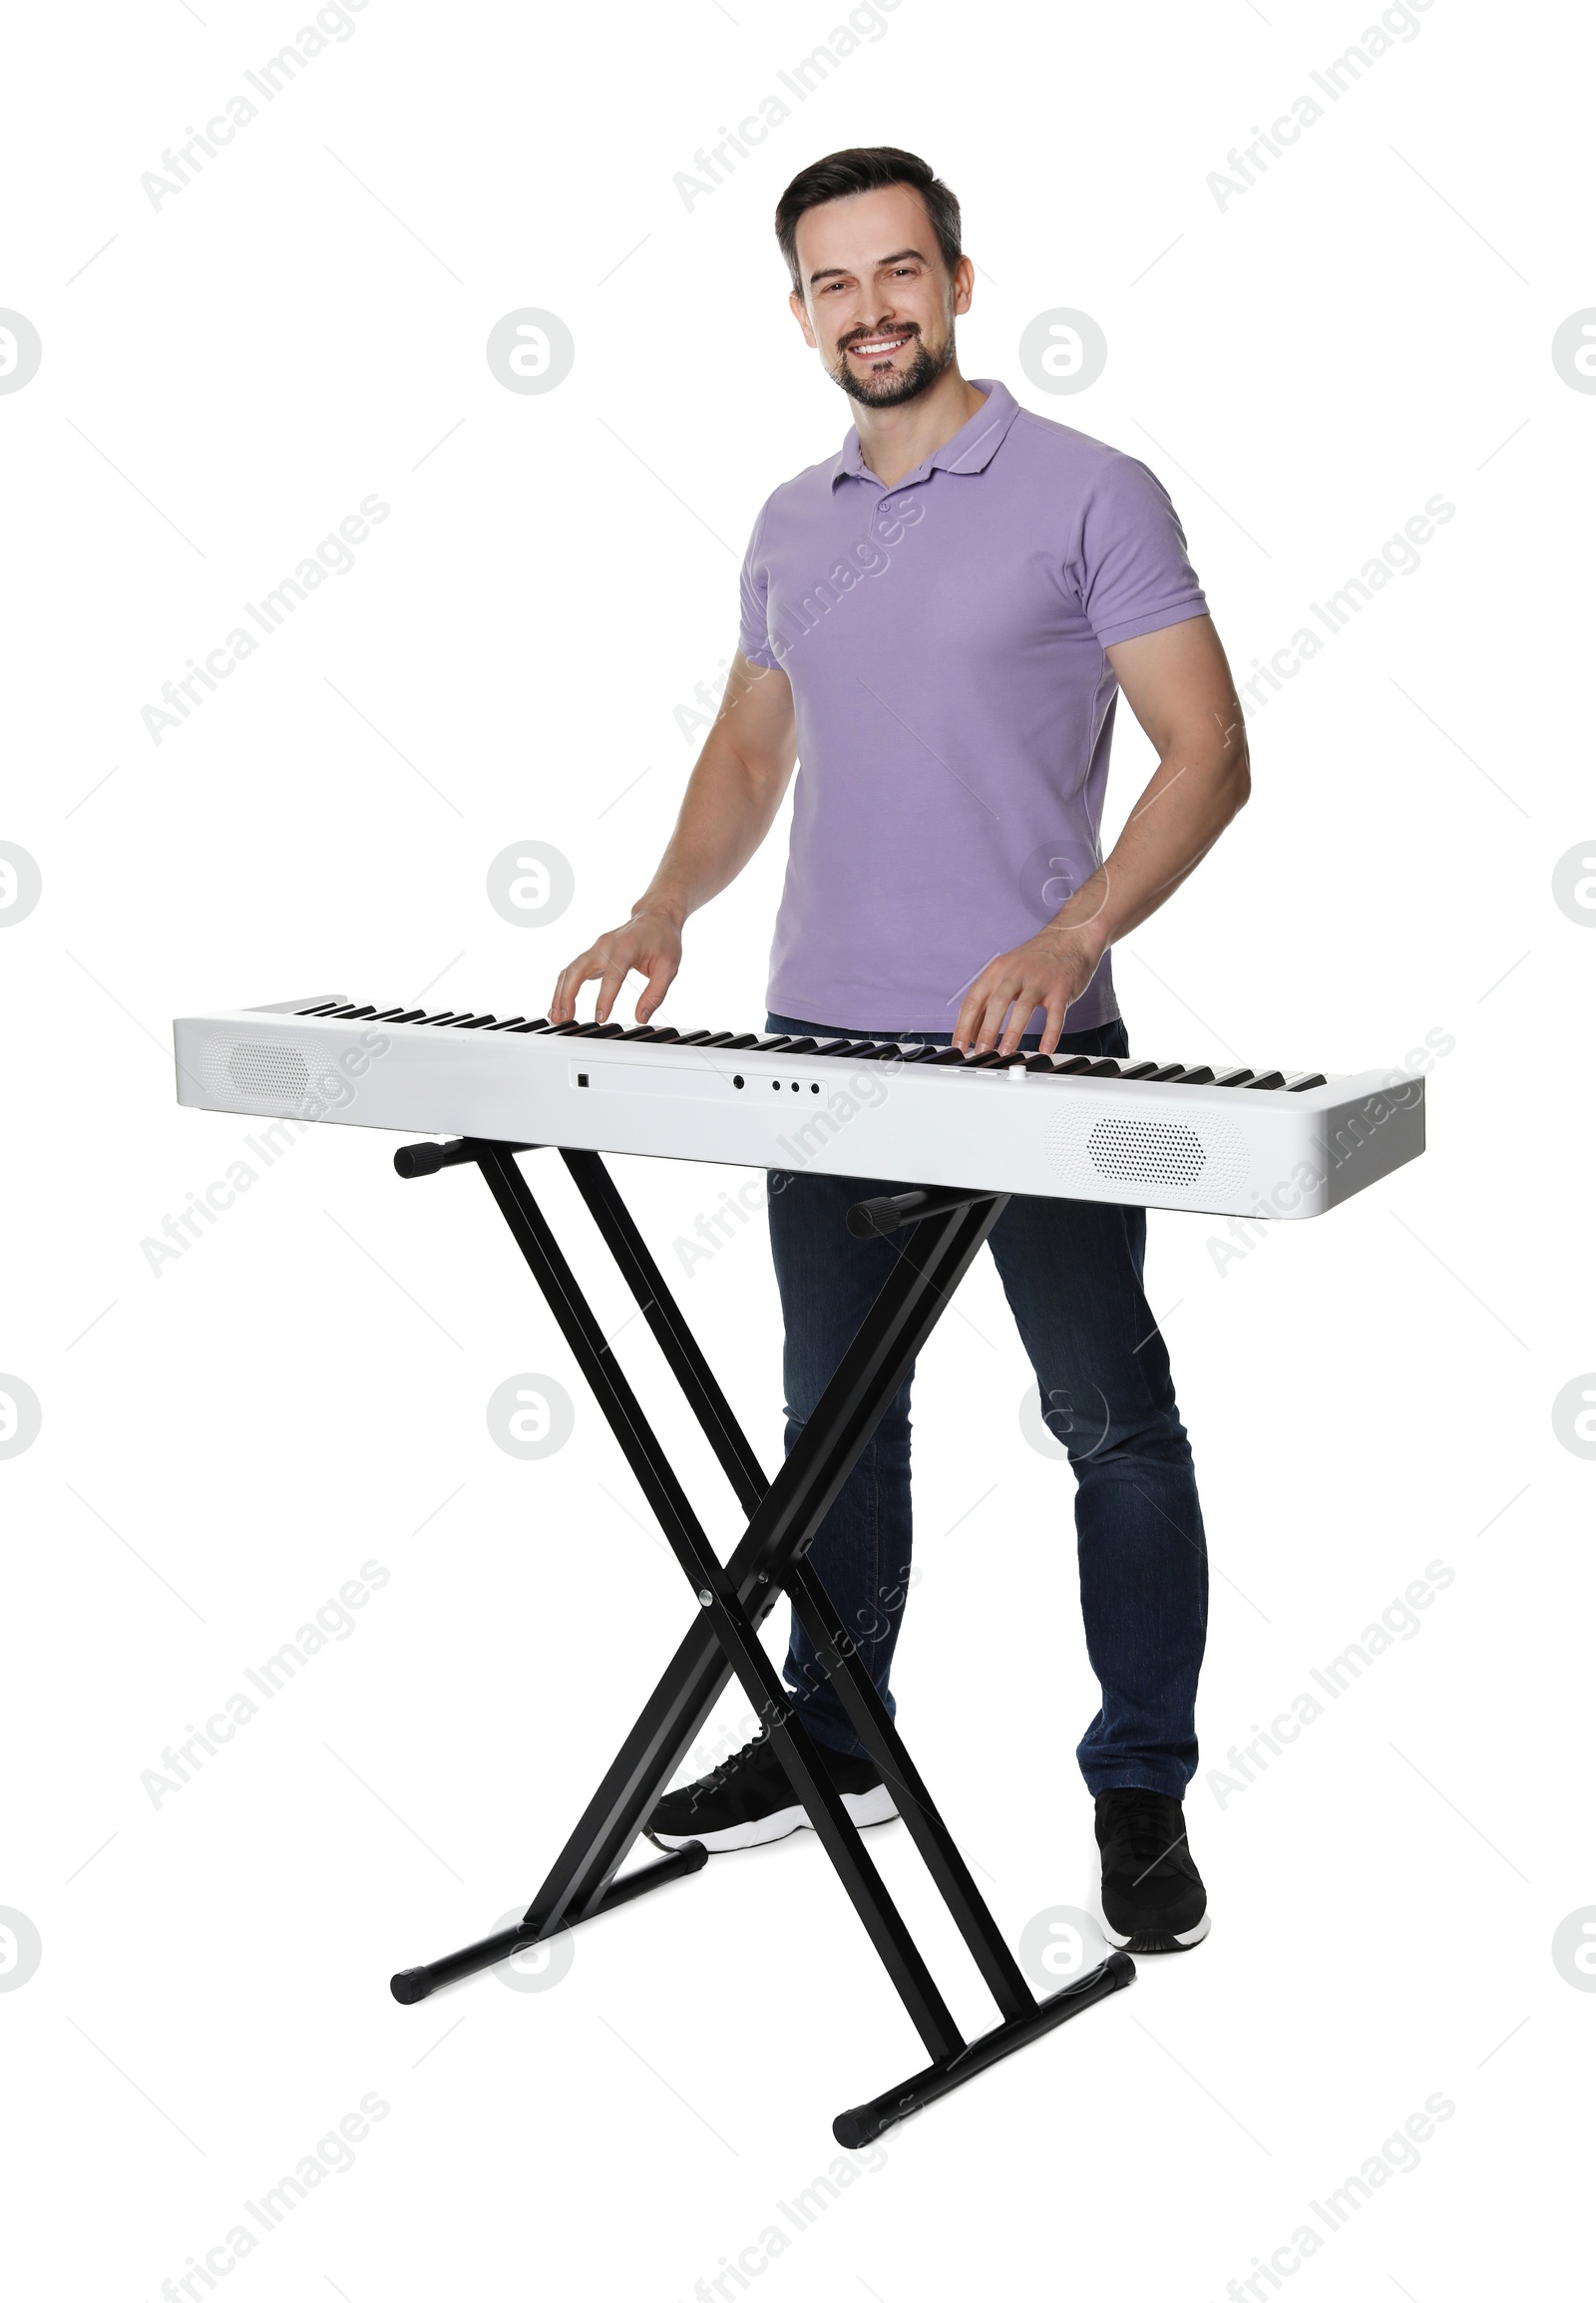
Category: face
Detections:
[{"x1": 789, "y1": 182, "x2": 974, "y2": 410}]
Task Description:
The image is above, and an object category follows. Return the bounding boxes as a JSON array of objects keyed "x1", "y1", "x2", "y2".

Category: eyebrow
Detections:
[{"x1": 806, "y1": 246, "x2": 929, "y2": 285}]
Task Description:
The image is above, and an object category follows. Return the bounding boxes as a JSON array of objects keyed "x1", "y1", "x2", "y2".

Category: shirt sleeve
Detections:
[
  {"x1": 737, "y1": 500, "x2": 781, "y2": 669},
  {"x1": 1070, "y1": 453, "x2": 1209, "y2": 649}
]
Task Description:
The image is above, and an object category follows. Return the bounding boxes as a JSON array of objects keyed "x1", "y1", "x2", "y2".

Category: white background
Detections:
[{"x1": 2, "y1": 0, "x2": 1591, "y2": 2295}]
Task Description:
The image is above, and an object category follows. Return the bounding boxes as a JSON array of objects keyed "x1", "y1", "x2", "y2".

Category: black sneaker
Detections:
[
  {"x1": 1095, "y1": 1788, "x2": 1210, "y2": 1953},
  {"x1": 645, "y1": 1727, "x2": 898, "y2": 1853}
]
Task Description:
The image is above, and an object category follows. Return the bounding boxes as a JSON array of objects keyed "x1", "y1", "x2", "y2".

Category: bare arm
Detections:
[
  {"x1": 550, "y1": 651, "x2": 797, "y2": 1025},
  {"x1": 953, "y1": 614, "x2": 1251, "y2": 1055}
]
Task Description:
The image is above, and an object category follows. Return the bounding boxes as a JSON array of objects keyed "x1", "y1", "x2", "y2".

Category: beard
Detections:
[{"x1": 829, "y1": 325, "x2": 955, "y2": 410}]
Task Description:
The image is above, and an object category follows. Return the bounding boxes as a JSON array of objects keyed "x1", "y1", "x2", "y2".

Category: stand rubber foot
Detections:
[{"x1": 832, "y1": 1951, "x2": 1136, "y2": 2146}]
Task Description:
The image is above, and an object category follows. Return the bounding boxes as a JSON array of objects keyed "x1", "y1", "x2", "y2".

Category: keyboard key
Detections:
[
  {"x1": 486, "y1": 1016, "x2": 527, "y2": 1030},
  {"x1": 1285, "y1": 1072, "x2": 1327, "y2": 1091},
  {"x1": 1084, "y1": 1058, "x2": 1121, "y2": 1077},
  {"x1": 754, "y1": 1035, "x2": 792, "y2": 1051},
  {"x1": 1243, "y1": 1071, "x2": 1286, "y2": 1090},
  {"x1": 1147, "y1": 1062, "x2": 1186, "y2": 1081},
  {"x1": 1213, "y1": 1067, "x2": 1254, "y2": 1087},
  {"x1": 1172, "y1": 1064, "x2": 1215, "y2": 1084},
  {"x1": 1118, "y1": 1060, "x2": 1159, "y2": 1079}
]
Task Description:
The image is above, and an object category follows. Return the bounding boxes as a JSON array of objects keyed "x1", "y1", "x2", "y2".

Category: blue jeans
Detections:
[{"x1": 764, "y1": 1011, "x2": 1208, "y2": 1799}]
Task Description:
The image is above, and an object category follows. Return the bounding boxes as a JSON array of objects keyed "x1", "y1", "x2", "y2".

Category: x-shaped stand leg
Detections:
[{"x1": 387, "y1": 1140, "x2": 1133, "y2": 2143}]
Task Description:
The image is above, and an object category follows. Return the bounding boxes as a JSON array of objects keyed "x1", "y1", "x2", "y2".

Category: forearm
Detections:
[
  {"x1": 1049, "y1": 730, "x2": 1251, "y2": 966},
  {"x1": 632, "y1": 662, "x2": 796, "y2": 928},
  {"x1": 633, "y1": 735, "x2": 789, "y2": 927}
]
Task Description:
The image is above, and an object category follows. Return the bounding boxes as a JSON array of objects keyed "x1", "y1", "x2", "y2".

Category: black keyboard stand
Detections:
[{"x1": 386, "y1": 1137, "x2": 1134, "y2": 2144}]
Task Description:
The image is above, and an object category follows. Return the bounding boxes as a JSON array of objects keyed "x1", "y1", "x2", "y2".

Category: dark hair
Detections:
[{"x1": 774, "y1": 147, "x2": 963, "y2": 296}]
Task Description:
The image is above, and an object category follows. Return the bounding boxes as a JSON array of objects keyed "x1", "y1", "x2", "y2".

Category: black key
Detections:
[
  {"x1": 1243, "y1": 1071, "x2": 1287, "y2": 1090},
  {"x1": 859, "y1": 1044, "x2": 904, "y2": 1061},
  {"x1": 649, "y1": 1026, "x2": 681, "y2": 1041},
  {"x1": 1147, "y1": 1062, "x2": 1186, "y2": 1081},
  {"x1": 964, "y1": 1050, "x2": 1003, "y2": 1068},
  {"x1": 298, "y1": 1000, "x2": 346, "y2": 1015},
  {"x1": 1024, "y1": 1054, "x2": 1054, "y2": 1073},
  {"x1": 896, "y1": 1046, "x2": 939, "y2": 1063},
  {"x1": 1084, "y1": 1058, "x2": 1121, "y2": 1077},
  {"x1": 593, "y1": 1022, "x2": 626, "y2": 1037},
  {"x1": 507, "y1": 1018, "x2": 550, "y2": 1033},
  {"x1": 1051, "y1": 1055, "x2": 1094, "y2": 1074},
  {"x1": 676, "y1": 1029, "x2": 714, "y2": 1044},
  {"x1": 425, "y1": 1011, "x2": 468, "y2": 1026},
  {"x1": 485, "y1": 1015, "x2": 526, "y2": 1030},
  {"x1": 1286, "y1": 1072, "x2": 1327, "y2": 1091},
  {"x1": 457, "y1": 1015, "x2": 499, "y2": 1029},
  {"x1": 618, "y1": 1024, "x2": 658, "y2": 1038},
  {"x1": 1213, "y1": 1066, "x2": 1254, "y2": 1087},
  {"x1": 367, "y1": 1007, "x2": 409, "y2": 1021},
  {"x1": 1172, "y1": 1064, "x2": 1215, "y2": 1084},
  {"x1": 388, "y1": 1009, "x2": 429, "y2": 1024},
  {"x1": 784, "y1": 1037, "x2": 818, "y2": 1052},
  {"x1": 724, "y1": 1033, "x2": 760, "y2": 1049},
  {"x1": 698, "y1": 1031, "x2": 737, "y2": 1046},
  {"x1": 322, "y1": 1003, "x2": 365, "y2": 1018},
  {"x1": 1119, "y1": 1060, "x2": 1159, "y2": 1079},
  {"x1": 754, "y1": 1036, "x2": 793, "y2": 1050},
  {"x1": 926, "y1": 1047, "x2": 969, "y2": 1065}
]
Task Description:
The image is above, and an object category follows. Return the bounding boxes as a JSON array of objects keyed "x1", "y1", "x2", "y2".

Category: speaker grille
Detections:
[
  {"x1": 227, "y1": 1043, "x2": 311, "y2": 1103},
  {"x1": 1087, "y1": 1116, "x2": 1206, "y2": 1186},
  {"x1": 1045, "y1": 1106, "x2": 1248, "y2": 1199},
  {"x1": 193, "y1": 1036, "x2": 318, "y2": 1113}
]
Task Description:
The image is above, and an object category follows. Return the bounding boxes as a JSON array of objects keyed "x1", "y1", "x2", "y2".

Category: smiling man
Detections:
[{"x1": 550, "y1": 147, "x2": 1250, "y2": 1953}]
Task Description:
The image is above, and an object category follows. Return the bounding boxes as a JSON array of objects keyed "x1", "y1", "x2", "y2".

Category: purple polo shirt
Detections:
[{"x1": 737, "y1": 378, "x2": 1208, "y2": 1034}]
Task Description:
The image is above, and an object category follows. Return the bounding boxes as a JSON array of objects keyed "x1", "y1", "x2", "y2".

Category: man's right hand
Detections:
[{"x1": 549, "y1": 905, "x2": 683, "y2": 1027}]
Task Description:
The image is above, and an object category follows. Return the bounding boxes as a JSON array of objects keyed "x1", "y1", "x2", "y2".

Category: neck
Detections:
[{"x1": 851, "y1": 364, "x2": 989, "y2": 488}]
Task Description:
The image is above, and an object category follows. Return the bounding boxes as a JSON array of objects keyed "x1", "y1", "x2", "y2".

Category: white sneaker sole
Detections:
[
  {"x1": 648, "y1": 1781, "x2": 899, "y2": 1854},
  {"x1": 1100, "y1": 1910, "x2": 1211, "y2": 1952}
]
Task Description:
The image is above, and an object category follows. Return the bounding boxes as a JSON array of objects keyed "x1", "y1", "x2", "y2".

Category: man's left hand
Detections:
[{"x1": 952, "y1": 920, "x2": 1107, "y2": 1056}]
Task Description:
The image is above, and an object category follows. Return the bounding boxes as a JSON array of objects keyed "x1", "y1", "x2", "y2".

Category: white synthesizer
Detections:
[{"x1": 172, "y1": 995, "x2": 1425, "y2": 1221}]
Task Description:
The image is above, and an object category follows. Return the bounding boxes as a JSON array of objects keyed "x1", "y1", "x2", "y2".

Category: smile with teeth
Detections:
[{"x1": 849, "y1": 331, "x2": 914, "y2": 359}]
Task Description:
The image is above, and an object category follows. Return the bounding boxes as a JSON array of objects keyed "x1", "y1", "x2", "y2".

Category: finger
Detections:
[
  {"x1": 974, "y1": 980, "x2": 1018, "y2": 1052},
  {"x1": 1037, "y1": 992, "x2": 1069, "y2": 1057},
  {"x1": 635, "y1": 956, "x2": 678, "y2": 1024},
  {"x1": 951, "y1": 997, "x2": 979, "y2": 1053},
  {"x1": 594, "y1": 962, "x2": 627, "y2": 1024},
  {"x1": 551, "y1": 950, "x2": 598, "y2": 1024},
  {"x1": 998, "y1": 989, "x2": 1035, "y2": 1057},
  {"x1": 953, "y1": 957, "x2": 1002, "y2": 1050},
  {"x1": 999, "y1": 980, "x2": 1049, "y2": 1056}
]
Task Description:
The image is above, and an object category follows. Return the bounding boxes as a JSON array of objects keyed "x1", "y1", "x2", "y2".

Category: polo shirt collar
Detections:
[{"x1": 829, "y1": 377, "x2": 1020, "y2": 490}]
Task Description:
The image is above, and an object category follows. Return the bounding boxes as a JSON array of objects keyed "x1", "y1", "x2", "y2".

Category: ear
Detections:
[
  {"x1": 789, "y1": 288, "x2": 818, "y2": 349},
  {"x1": 952, "y1": 255, "x2": 976, "y2": 317}
]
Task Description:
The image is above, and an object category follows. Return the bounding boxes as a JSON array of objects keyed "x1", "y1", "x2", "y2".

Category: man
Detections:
[{"x1": 550, "y1": 147, "x2": 1249, "y2": 1953}]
